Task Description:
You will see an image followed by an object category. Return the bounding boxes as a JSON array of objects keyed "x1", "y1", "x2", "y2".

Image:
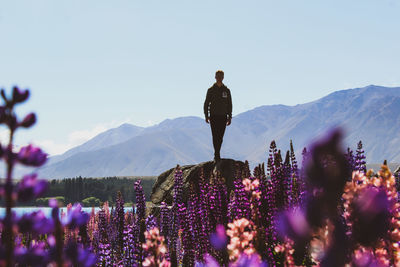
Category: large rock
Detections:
[{"x1": 151, "y1": 159, "x2": 246, "y2": 205}]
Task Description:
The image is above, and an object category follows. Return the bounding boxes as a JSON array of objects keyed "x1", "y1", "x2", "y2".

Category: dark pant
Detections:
[{"x1": 210, "y1": 115, "x2": 227, "y2": 158}]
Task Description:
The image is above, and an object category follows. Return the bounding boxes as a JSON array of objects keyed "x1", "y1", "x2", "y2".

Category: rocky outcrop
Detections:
[{"x1": 150, "y1": 159, "x2": 246, "y2": 205}]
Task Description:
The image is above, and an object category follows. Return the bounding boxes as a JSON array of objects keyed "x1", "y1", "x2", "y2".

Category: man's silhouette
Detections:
[{"x1": 203, "y1": 70, "x2": 232, "y2": 162}]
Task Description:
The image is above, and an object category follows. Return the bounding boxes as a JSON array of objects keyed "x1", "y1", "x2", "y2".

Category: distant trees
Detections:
[
  {"x1": 41, "y1": 176, "x2": 155, "y2": 206},
  {"x1": 82, "y1": 197, "x2": 101, "y2": 207}
]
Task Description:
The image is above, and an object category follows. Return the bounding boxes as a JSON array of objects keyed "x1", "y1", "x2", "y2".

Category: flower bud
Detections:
[
  {"x1": 12, "y1": 86, "x2": 30, "y2": 104},
  {"x1": 20, "y1": 113, "x2": 36, "y2": 128}
]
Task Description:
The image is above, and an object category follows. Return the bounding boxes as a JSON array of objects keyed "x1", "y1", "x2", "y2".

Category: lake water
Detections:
[{"x1": 0, "y1": 207, "x2": 134, "y2": 218}]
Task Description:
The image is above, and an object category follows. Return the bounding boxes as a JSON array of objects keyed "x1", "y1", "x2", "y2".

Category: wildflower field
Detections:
[{"x1": 1, "y1": 86, "x2": 400, "y2": 267}]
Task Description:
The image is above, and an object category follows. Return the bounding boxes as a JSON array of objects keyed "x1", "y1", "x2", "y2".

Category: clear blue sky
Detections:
[{"x1": 1, "y1": 0, "x2": 399, "y2": 155}]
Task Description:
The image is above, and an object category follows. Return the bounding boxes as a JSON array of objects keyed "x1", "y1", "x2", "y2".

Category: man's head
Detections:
[{"x1": 215, "y1": 70, "x2": 224, "y2": 83}]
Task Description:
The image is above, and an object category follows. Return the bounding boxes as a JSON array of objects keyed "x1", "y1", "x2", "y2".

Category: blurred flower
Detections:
[
  {"x1": 17, "y1": 173, "x2": 47, "y2": 202},
  {"x1": 352, "y1": 187, "x2": 390, "y2": 246},
  {"x1": 19, "y1": 113, "x2": 36, "y2": 128},
  {"x1": 352, "y1": 248, "x2": 383, "y2": 267},
  {"x1": 62, "y1": 203, "x2": 90, "y2": 229},
  {"x1": 210, "y1": 224, "x2": 228, "y2": 250},
  {"x1": 195, "y1": 254, "x2": 220, "y2": 267},
  {"x1": 277, "y1": 208, "x2": 311, "y2": 243},
  {"x1": 64, "y1": 241, "x2": 97, "y2": 267},
  {"x1": 17, "y1": 210, "x2": 54, "y2": 235},
  {"x1": 48, "y1": 198, "x2": 58, "y2": 208},
  {"x1": 230, "y1": 253, "x2": 268, "y2": 267},
  {"x1": 17, "y1": 144, "x2": 47, "y2": 167},
  {"x1": 14, "y1": 242, "x2": 48, "y2": 267}
]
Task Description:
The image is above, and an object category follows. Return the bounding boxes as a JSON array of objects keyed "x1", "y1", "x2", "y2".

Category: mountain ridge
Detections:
[{"x1": 36, "y1": 85, "x2": 400, "y2": 178}]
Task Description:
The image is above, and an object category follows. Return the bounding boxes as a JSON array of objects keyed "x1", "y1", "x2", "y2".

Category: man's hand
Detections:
[
  {"x1": 205, "y1": 117, "x2": 210, "y2": 124},
  {"x1": 226, "y1": 117, "x2": 231, "y2": 126}
]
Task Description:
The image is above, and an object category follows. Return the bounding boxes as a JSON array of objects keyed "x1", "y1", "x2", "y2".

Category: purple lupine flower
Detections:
[
  {"x1": 134, "y1": 179, "x2": 147, "y2": 265},
  {"x1": 122, "y1": 220, "x2": 136, "y2": 266},
  {"x1": 64, "y1": 241, "x2": 97, "y2": 267},
  {"x1": 265, "y1": 179, "x2": 278, "y2": 243},
  {"x1": 345, "y1": 147, "x2": 356, "y2": 172},
  {"x1": 62, "y1": 203, "x2": 90, "y2": 229},
  {"x1": 14, "y1": 242, "x2": 48, "y2": 267},
  {"x1": 17, "y1": 144, "x2": 47, "y2": 167},
  {"x1": 277, "y1": 208, "x2": 310, "y2": 243},
  {"x1": 96, "y1": 208, "x2": 113, "y2": 266},
  {"x1": 257, "y1": 173, "x2": 269, "y2": 230},
  {"x1": 160, "y1": 202, "x2": 170, "y2": 240},
  {"x1": 355, "y1": 140, "x2": 367, "y2": 173},
  {"x1": 114, "y1": 191, "x2": 125, "y2": 258},
  {"x1": 97, "y1": 242, "x2": 112, "y2": 266},
  {"x1": 290, "y1": 140, "x2": 305, "y2": 206},
  {"x1": 170, "y1": 166, "x2": 184, "y2": 264},
  {"x1": 227, "y1": 191, "x2": 235, "y2": 222},
  {"x1": 145, "y1": 214, "x2": 157, "y2": 231},
  {"x1": 229, "y1": 177, "x2": 251, "y2": 221},
  {"x1": 208, "y1": 173, "x2": 224, "y2": 229},
  {"x1": 17, "y1": 173, "x2": 48, "y2": 202},
  {"x1": 159, "y1": 201, "x2": 172, "y2": 263},
  {"x1": 134, "y1": 180, "x2": 146, "y2": 224},
  {"x1": 97, "y1": 207, "x2": 109, "y2": 243},
  {"x1": 187, "y1": 185, "x2": 206, "y2": 261},
  {"x1": 17, "y1": 210, "x2": 54, "y2": 235},
  {"x1": 178, "y1": 203, "x2": 196, "y2": 267},
  {"x1": 198, "y1": 167, "x2": 212, "y2": 232}
]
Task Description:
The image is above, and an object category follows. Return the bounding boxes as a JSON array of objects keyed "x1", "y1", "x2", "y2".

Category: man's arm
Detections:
[{"x1": 203, "y1": 89, "x2": 211, "y2": 119}]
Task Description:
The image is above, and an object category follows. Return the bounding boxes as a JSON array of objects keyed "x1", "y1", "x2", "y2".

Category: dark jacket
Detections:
[{"x1": 203, "y1": 83, "x2": 232, "y2": 119}]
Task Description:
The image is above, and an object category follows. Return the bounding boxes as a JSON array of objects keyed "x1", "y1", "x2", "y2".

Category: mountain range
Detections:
[{"x1": 36, "y1": 85, "x2": 400, "y2": 178}]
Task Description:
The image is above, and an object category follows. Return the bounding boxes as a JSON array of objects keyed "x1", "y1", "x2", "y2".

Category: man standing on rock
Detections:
[{"x1": 203, "y1": 70, "x2": 232, "y2": 162}]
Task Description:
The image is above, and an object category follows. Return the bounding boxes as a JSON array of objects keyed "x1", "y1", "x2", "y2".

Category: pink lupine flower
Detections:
[
  {"x1": 226, "y1": 218, "x2": 257, "y2": 262},
  {"x1": 142, "y1": 227, "x2": 170, "y2": 267}
]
